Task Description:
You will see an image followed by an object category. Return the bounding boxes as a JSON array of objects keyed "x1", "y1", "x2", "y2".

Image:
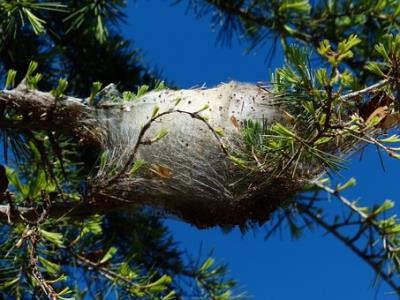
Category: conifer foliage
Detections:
[{"x1": 1, "y1": 0, "x2": 400, "y2": 299}]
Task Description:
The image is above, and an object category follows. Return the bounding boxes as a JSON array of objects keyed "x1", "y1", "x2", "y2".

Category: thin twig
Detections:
[
  {"x1": 340, "y1": 78, "x2": 390, "y2": 101},
  {"x1": 307, "y1": 180, "x2": 400, "y2": 292},
  {"x1": 28, "y1": 229, "x2": 57, "y2": 300},
  {"x1": 299, "y1": 204, "x2": 400, "y2": 293}
]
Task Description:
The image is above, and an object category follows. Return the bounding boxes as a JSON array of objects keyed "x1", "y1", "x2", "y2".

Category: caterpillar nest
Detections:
[{"x1": 92, "y1": 81, "x2": 332, "y2": 227}]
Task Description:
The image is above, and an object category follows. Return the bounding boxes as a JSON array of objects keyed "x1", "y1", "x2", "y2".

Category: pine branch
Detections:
[
  {"x1": 0, "y1": 193, "x2": 132, "y2": 224},
  {"x1": 27, "y1": 229, "x2": 58, "y2": 300},
  {"x1": 299, "y1": 204, "x2": 400, "y2": 292},
  {"x1": 1, "y1": 75, "x2": 399, "y2": 227},
  {"x1": 0, "y1": 86, "x2": 99, "y2": 147},
  {"x1": 297, "y1": 179, "x2": 400, "y2": 293},
  {"x1": 339, "y1": 78, "x2": 391, "y2": 101}
]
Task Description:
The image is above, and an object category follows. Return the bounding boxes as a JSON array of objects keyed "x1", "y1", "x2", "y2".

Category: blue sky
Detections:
[{"x1": 123, "y1": 1, "x2": 400, "y2": 299}]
